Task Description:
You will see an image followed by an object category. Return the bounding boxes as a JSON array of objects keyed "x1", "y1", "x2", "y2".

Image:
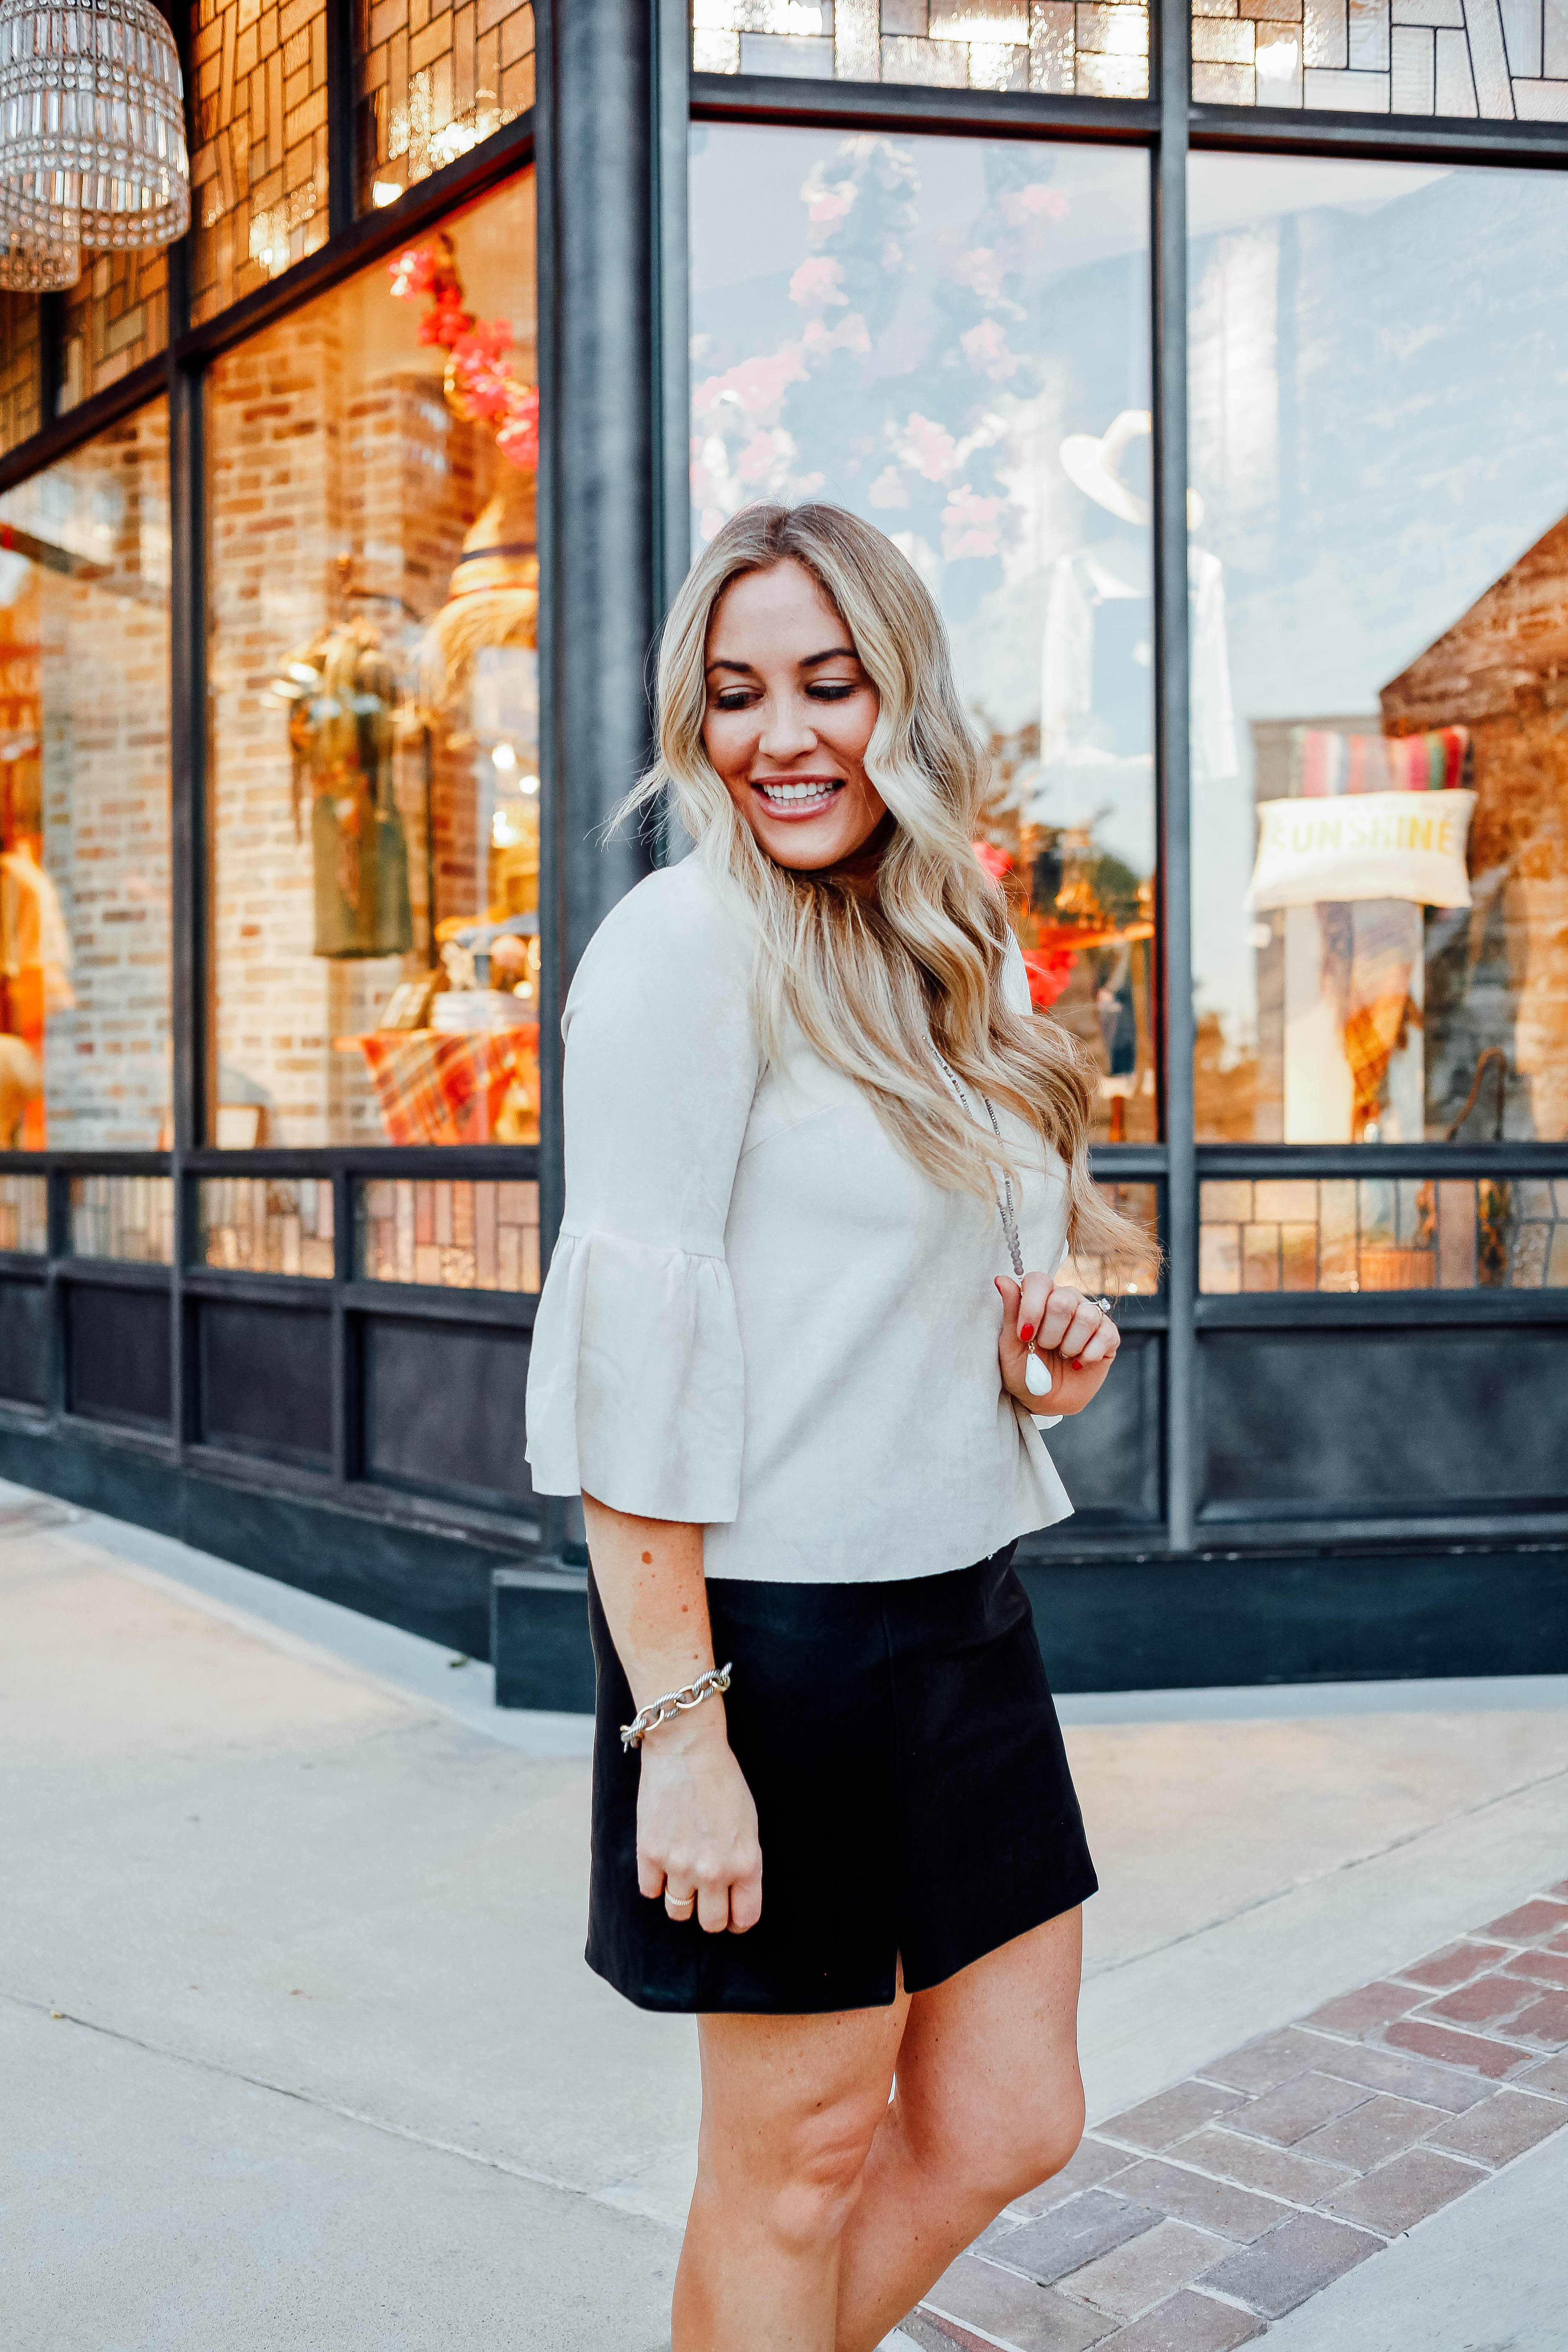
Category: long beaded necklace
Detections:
[{"x1": 930, "y1": 1049, "x2": 1052, "y2": 1401}]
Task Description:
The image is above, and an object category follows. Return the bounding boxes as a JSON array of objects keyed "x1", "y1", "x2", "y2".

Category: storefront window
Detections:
[
  {"x1": 0, "y1": 406, "x2": 173, "y2": 1150},
  {"x1": 190, "y1": 0, "x2": 332, "y2": 325},
  {"x1": 0, "y1": 295, "x2": 40, "y2": 455},
  {"x1": 200, "y1": 1176, "x2": 335, "y2": 1274},
  {"x1": 1191, "y1": 0, "x2": 1568, "y2": 118},
  {"x1": 60, "y1": 254, "x2": 169, "y2": 413},
  {"x1": 1189, "y1": 157, "x2": 1568, "y2": 1158},
  {"x1": 691, "y1": 126, "x2": 1156, "y2": 1141},
  {"x1": 205, "y1": 170, "x2": 539, "y2": 1149},
  {"x1": 357, "y1": 0, "x2": 535, "y2": 212},
  {"x1": 356, "y1": 1174, "x2": 539, "y2": 1288},
  {"x1": 691, "y1": 1, "x2": 1151, "y2": 98}
]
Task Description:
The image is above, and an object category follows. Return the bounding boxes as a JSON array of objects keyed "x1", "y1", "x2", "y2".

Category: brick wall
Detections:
[{"x1": 207, "y1": 293, "x2": 490, "y2": 1144}]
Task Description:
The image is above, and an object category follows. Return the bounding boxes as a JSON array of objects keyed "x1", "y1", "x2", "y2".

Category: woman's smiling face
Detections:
[{"x1": 702, "y1": 558, "x2": 887, "y2": 870}]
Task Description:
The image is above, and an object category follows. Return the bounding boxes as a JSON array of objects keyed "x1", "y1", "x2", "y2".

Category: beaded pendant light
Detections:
[{"x1": 0, "y1": 0, "x2": 189, "y2": 291}]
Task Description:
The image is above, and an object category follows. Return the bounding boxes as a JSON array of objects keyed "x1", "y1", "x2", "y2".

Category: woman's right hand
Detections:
[{"x1": 636, "y1": 1703, "x2": 763, "y2": 1935}]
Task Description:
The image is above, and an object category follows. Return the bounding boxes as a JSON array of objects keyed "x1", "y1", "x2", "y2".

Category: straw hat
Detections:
[
  {"x1": 422, "y1": 464, "x2": 539, "y2": 712},
  {"x1": 1060, "y1": 409, "x2": 1204, "y2": 530}
]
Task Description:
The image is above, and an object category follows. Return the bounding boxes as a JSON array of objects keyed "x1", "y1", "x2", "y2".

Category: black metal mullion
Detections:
[
  {"x1": 653, "y1": 0, "x2": 692, "y2": 625},
  {"x1": 1191, "y1": 101, "x2": 1568, "y2": 165},
  {"x1": 327, "y1": 0, "x2": 358, "y2": 235},
  {"x1": 37, "y1": 292, "x2": 64, "y2": 423},
  {"x1": 531, "y1": 0, "x2": 566, "y2": 1566},
  {"x1": 533, "y1": 0, "x2": 565, "y2": 1299},
  {"x1": 168, "y1": 324, "x2": 206, "y2": 1461},
  {"x1": 1154, "y1": 0, "x2": 1197, "y2": 1554},
  {"x1": 691, "y1": 70, "x2": 1161, "y2": 142},
  {"x1": 331, "y1": 1170, "x2": 356, "y2": 1486}
]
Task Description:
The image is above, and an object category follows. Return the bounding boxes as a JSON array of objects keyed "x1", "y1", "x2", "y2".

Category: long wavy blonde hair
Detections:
[{"x1": 625, "y1": 503, "x2": 1145, "y2": 1276}]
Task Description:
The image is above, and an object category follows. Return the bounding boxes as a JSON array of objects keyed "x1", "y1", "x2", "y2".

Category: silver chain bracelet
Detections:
[{"x1": 620, "y1": 1662, "x2": 733, "y2": 1751}]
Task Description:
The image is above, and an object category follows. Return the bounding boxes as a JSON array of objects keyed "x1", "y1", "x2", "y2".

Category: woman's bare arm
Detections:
[{"x1": 581, "y1": 1493, "x2": 763, "y2": 1936}]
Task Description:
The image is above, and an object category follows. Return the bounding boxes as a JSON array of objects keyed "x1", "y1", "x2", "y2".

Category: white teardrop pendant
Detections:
[{"x1": 1024, "y1": 1351, "x2": 1052, "y2": 1398}]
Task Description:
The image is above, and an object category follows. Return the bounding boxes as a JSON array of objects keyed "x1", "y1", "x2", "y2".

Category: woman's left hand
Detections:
[{"x1": 995, "y1": 1273, "x2": 1119, "y2": 1417}]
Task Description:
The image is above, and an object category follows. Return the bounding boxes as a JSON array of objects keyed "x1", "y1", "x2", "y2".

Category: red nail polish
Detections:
[
  {"x1": 995, "y1": 1279, "x2": 1005, "y2": 1295},
  {"x1": 1019, "y1": 1323, "x2": 1035, "y2": 1345},
  {"x1": 1072, "y1": 1358, "x2": 1083, "y2": 1370}
]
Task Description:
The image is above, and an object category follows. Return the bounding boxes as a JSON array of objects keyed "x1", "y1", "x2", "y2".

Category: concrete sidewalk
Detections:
[{"x1": 3, "y1": 1484, "x2": 1565, "y2": 2350}]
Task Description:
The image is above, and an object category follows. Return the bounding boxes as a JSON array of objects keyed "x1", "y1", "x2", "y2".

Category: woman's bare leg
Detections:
[
  {"x1": 831, "y1": 1909, "x2": 1086, "y2": 2352},
  {"x1": 674, "y1": 1989, "x2": 910, "y2": 2352}
]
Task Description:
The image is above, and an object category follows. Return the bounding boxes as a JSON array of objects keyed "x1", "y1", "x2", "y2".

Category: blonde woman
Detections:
[{"x1": 526, "y1": 504, "x2": 1137, "y2": 2352}]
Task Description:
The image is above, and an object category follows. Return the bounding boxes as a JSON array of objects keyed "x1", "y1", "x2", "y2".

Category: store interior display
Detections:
[
  {"x1": 1189, "y1": 157, "x2": 1568, "y2": 1155},
  {"x1": 270, "y1": 565, "x2": 418, "y2": 963},
  {"x1": 208, "y1": 172, "x2": 539, "y2": 1149},
  {"x1": 1242, "y1": 489, "x2": 1568, "y2": 1149},
  {"x1": 0, "y1": 412, "x2": 170, "y2": 1151}
]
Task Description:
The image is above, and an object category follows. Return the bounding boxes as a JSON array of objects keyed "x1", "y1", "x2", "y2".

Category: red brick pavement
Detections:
[{"x1": 910, "y1": 1876, "x2": 1568, "y2": 2350}]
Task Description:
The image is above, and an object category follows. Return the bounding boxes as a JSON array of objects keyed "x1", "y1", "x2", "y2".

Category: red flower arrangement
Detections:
[{"x1": 389, "y1": 235, "x2": 539, "y2": 471}]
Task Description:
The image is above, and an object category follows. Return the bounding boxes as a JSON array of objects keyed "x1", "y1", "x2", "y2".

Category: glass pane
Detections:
[
  {"x1": 1189, "y1": 158, "x2": 1568, "y2": 1148},
  {"x1": 692, "y1": 0, "x2": 1150, "y2": 98},
  {"x1": 70, "y1": 1174, "x2": 175, "y2": 1263},
  {"x1": 1060, "y1": 1179, "x2": 1161, "y2": 1295},
  {"x1": 59, "y1": 253, "x2": 169, "y2": 413},
  {"x1": 1199, "y1": 1172, "x2": 1568, "y2": 1292},
  {"x1": 356, "y1": 1176, "x2": 540, "y2": 1288},
  {"x1": 1192, "y1": 0, "x2": 1568, "y2": 116},
  {"x1": 205, "y1": 171, "x2": 539, "y2": 1149},
  {"x1": 199, "y1": 1176, "x2": 335, "y2": 1274},
  {"x1": 357, "y1": 0, "x2": 535, "y2": 214},
  {"x1": 0, "y1": 404, "x2": 172, "y2": 1150},
  {"x1": 0, "y1": 1172, "x2": 47, "y2": 1251},
  {"x1": 691, "y1": 126, "x2": 1156, "y2": 1142},
  {"x1": 0, "y1": 294, "x2": 40, "y2": 456},
  {"x1": 190, "y1": 0, "x2": 331, "y2": 326}
]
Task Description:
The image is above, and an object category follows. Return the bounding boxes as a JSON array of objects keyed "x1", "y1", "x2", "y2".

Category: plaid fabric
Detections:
[{"x1": 349, "y1": 1024, "x2": 539, "y2": 1145}]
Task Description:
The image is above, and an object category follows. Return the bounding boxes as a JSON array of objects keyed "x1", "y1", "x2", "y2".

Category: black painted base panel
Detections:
[
  {"x1": 3, "y1": 1421, "x2": 1565, "y2": 1701},
  {"x1": 1017, "y1": 1550, "x2": 1568, "y2": 1692},
  {"x1": 0, "y1": 1424, "x2": 519, "y2": 1662}
]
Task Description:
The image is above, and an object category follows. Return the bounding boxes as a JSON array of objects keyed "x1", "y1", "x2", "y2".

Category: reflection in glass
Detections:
[
  {"x1": 356, "y1": 0, "x2": 535, "y2": 213},
  {"x1": 1191, "y1": 0, "x2": 1568, "y2": 120},
  {"x1": 1200, "y1": 1174, "x2": 1568, "y2": 1294},
  {"x1": 1189, "y1": 158, "x2": 1568, "y2": 1148},
  {"x1": 70, "y1": 1173, "x2": 175, "y2": 1263},
  {"x1": 60, "y1": 252, "x2": 168, "y2": 412},
  {"x1": 0, "y1": 405, "x2": 172, "y2": 1149},
  {"x1": 1060, "y1": 1180, "x2": 1161, "y2": 1297},
  {"x1": 190, "y1": 0, "x2": 332, "y2": 324},
  {"x1": 200, "y1": 1176, "x2": 335, "y2": 1276},
  {"x1": 691, "y1": 0, "x2": 1151, "y2": 100},
  {"x1": 206, "y1": 173, "x2": 539, "y2": 1149},
  {"x1": 0, "y1": 294, "x2": 40, "y2": 455},
  {"x1": 0, "y1": 1171, "x2": 46, "y2": 1250},
  {"x1": 357, "y1": 1176, "x2": 539, "y2": 1289},
  {"x1": 690, "y1": 126, "x2": 1156, "y2": 1141}
]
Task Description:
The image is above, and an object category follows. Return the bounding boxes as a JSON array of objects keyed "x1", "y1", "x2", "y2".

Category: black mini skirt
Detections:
[{"x1": 585, "y1": 1546, "x2": 1097, "y2": 2015}]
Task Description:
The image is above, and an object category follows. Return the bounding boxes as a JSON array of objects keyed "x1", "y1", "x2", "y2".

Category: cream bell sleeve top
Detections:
[{"x1": 524, "y1": 853, "x2": 1075, "y2": 1583}]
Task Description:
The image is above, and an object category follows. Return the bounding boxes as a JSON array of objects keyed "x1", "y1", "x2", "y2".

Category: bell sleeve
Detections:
[{"x1": 524, "y1": 865, "x2": 759, "y2": 1524}]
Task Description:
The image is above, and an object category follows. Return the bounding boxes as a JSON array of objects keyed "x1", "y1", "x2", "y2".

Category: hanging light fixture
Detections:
[{"x1": 0, "y1": 0, "x2": 189, "y2": 291}]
